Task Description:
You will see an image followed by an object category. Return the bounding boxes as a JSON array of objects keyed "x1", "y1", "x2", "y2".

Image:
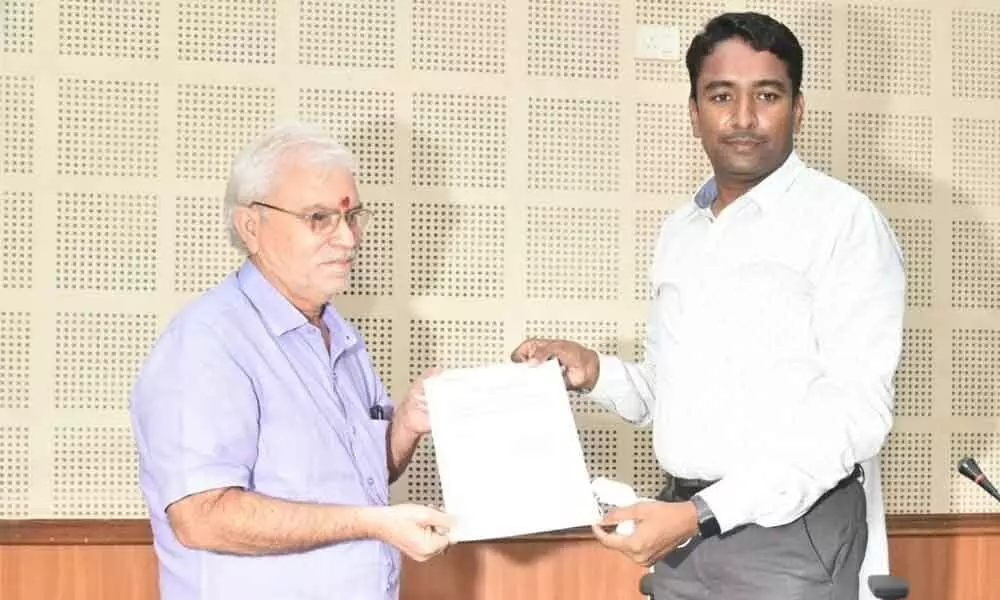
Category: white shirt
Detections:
[{"x1": 589, "y1": 151, "x2": 904, "y2": 597}]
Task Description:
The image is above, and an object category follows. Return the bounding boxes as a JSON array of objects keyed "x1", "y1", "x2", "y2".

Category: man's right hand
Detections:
[
  {"x1": 510, "y1": 338, "x2": 600, "y2": 392},
  {"x1": 373, "y1": 504, "x2": 452, "y2": 562}
]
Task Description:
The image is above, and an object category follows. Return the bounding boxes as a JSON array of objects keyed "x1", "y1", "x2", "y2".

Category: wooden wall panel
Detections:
[{"x1": 2, "y1": 516, "x2": 998, "y2": 600}]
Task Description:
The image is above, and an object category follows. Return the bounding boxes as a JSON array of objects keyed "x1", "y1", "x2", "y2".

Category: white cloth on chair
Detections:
[{"x1": 859, "y1": 457, "x2": 890, "y2": 600}]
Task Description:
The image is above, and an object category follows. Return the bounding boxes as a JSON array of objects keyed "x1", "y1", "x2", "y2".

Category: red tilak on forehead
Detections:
[{"x1": 338, "y1": 196, "x2": 351, "y2": 210}]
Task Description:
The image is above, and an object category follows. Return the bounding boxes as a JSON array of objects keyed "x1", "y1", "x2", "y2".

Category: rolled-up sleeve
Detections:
[{"x1": 129, "y1": 319, "x2": 260, "y2": 513}]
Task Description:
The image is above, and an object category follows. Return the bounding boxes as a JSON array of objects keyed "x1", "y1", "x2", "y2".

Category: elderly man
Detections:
[{"x1": 130, "y1": 122, "x2": 450, "y2": 600}]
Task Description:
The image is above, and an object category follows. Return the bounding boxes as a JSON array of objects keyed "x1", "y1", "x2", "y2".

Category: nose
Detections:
[
  {"x1": 330, "y1": 217, "x2": 359, "y2": 248},
  {"x1": 730, "y1": 94, "x2": 758, "y2": 130}
]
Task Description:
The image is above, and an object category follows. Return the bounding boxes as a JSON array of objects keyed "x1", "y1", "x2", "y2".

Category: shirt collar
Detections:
[
  {"x1": 236, "y1": 258, "x2": 357, "y2": 350},
  {"x1": 691, "y1": 150, "x2": 805, "y2": 217}
]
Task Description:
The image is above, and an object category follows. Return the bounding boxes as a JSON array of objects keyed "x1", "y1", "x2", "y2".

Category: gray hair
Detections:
[{"x1": 223, "y1": 121, "x2": 358, "y2": 252}]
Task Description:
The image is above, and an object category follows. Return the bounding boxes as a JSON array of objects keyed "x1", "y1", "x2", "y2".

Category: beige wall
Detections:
[{"x1": 1, "y1": 0, "x2": 998, "y2": 519}]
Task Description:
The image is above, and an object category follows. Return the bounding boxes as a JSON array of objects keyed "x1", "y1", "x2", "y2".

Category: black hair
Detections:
[{"x1": 685, "y1": 12, "x2": 803, "y2": 100}]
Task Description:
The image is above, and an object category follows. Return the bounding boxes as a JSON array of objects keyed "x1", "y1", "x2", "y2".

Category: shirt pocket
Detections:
[{"x1": 718, "y1": 260, "x2": 815, "y2": 357}]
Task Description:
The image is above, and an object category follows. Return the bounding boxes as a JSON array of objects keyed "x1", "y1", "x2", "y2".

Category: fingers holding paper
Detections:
[
  {"x1": 509, "y1": 338, "x2": 599, "y2": 392},
  {"x1": 376, "y1": 503, "x2": 453, "y2": 563},
  {"x1": 591, "y1": 501, "x2": 700, "y2": 567},
  {"x1": 395, "y1": 367, "x2": 441, "y2": 436}
]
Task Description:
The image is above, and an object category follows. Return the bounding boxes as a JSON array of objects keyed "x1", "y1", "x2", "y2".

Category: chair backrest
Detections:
[{"x1": 868, "y1": 575, "x2": 909, "y2": 599}]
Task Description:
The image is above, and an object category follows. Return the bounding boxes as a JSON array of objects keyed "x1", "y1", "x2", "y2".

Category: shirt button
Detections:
[{"x1": 367, "y1": 477, "x2": 375, "y2": 485}]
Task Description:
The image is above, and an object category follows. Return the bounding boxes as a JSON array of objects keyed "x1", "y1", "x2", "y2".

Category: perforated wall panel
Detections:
[
  {"x1": 56, "y1": 193, "x2": 157, "y2": 292},
  {"x1": 578, "y1": 428, "x2": 618, "y2": 480},
  {"x1": 54, "y1": 313, "x2": 158, "y2": 411},
  {"x1": 1, "y1": 190, "x2": 32, "y2": 289},
  {"x1": 847, "y1": 113, "x2": 933, "y2": 204},
  {"x1": 1, "y1": 0, "x2": 34, "y2": 54},
  {"x1": 528, "y1": 98, "x2": 620, "y2": 191},
  {"x1": 412, "y1": 93, "x2": 508, "y2": 188},
  {"x1": 795, "y1": 109, "x2": 833, "y2": 174},
  {"x1": 408, "y1": 320, "x2": 505, "y2": 381},
  {"x1": 952, "y1": 118, "x2": 1000, "y2": 206},
  {"x1": 0, "y1": 313, "x2": 30, "y2": 410},
  {"x1": 348, "y1": 200, "x2": 394, "y2": 297},
  {"x1": 635, "y1": 103, "x2": 710, "y2": 196},
  {"x1": 951, "y1": 221, "x2": 1000, "y2": 310},
  {"x1": 412, "y1": 0, "x2": 506, "y2": 74},
  {"x1": 895, "y1": 328, "x2": 933, "y2": 418},
  {"x1": 53, "y1": 426, "x2": 146, "y2": 516},
  {"x1": 632, "y1": 321, "x2": 648, "y2": 364},
  {"x1": 951, "y1": 329, "x2": 1000, "y2": 418},
  {"x1": 346, "y1": 316, "x2": 395, "y2": 398},
  {"x1": 410, "y1": 203, "x2": 505, "y2": 297},
  {"x1": 0, "y1": 426, "x2": 29, "y2": 517},
  {"x1": 176, "y1": 84, "x2": 275, "y2": 180},
  {"x1": 846, "y1": 4, "x2": 931, "y2": 96},
  {"x1": 951, "y1": 10, "x2": 1000, "y2": 100},
  {"x1": 58, "y1": 0, "x2": 159, "y2": 59},
  {"x1": 299, "y1": 0, "x2": 395, "y2": 69},
  {"x1": 177, "y1": 0, "x2": 275, "y2": 64},
  {"x1": 526, "y1": 206, "x2": 619, "y2": 300},
  {"x1": 174, "y1": 196, "x2": 242, "y2": 294},
  {"x1": 57, "y1": 78, "x2": 158, "y2": 177},
  {"x1": 406, "y1": 437, "x2": 443, "y2": 507},
  {"x1": 528, "y1": 0, "x2": 619, "y2": 80},
  {"x1": 890, "y1": 217, "x2": 933, "y2": 309},
  {"x1": 632, "y1": 429, "x2": 665, "y2": 499},
  {"x1": 1, "y1": 75, "x2": 33, "y2": 174},
  {"x1": 880, "y1": 432, "x2": 933, "y2": 513}
]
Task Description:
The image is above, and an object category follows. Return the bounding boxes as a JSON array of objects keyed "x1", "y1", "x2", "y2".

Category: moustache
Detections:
[
  {"x1": 722, "y1": 135, "x2": 766, "y2": 144},
  {"x1": 323, "y1": 250, "x2": 357, "y2": 262}
]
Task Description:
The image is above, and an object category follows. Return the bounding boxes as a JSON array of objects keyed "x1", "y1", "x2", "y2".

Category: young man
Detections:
[{"x1": 512, "y1": 12, "x2": 904, "y2": 600}]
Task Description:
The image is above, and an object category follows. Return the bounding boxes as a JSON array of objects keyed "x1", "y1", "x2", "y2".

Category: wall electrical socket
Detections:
[{"x1": 635, "y1": 24, "x2": 680, "y2": 61}]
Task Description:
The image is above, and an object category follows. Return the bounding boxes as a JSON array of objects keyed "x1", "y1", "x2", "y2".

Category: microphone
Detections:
[{"x1": 957, "y1": 457, "x2": 1000, "y2": 503}]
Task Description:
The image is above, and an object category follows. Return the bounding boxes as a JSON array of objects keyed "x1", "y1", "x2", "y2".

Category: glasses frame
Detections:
[{"x1": 250, "y1": 201, "x2": 372, "y2": 236}]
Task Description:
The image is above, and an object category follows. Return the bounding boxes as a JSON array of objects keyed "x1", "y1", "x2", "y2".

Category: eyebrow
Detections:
[{"x1": 701, "y1": 79, "x2": 789, "y2": 94}]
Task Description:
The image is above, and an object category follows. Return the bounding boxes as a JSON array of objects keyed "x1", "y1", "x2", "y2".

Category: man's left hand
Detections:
[
  {"x1": 393, "y1": 368, "x2": 440, "y2": 437},
  {"x1": 591, "y1": 500, "x2": 700, "y2": 566}
]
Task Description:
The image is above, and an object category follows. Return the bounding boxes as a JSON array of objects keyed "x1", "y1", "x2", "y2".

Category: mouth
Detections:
[
  {"x1": 722, "y1": 137, "x2": 765, "y2": 151},
  {"x1": 321, "y1": 258, "x2": 353, "y2": 270}
]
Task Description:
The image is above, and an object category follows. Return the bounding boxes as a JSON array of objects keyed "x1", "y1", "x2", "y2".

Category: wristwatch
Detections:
[{"x1": 691, "y1": 495, "x2": 721, "y2": 538}]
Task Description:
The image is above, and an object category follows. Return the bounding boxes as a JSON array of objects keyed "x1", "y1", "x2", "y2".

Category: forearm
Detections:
[
  {"x1": 586, "y1": 354, "x2": 655, "y2": 425},
  {"x1": 699, "y1": 375, "x2": 894, "y2": 533},
  {"x1": 171, "y1": 488, "x2": 381, "y2": 555},
  {"x1": 387, "y1": 420, "x2": 421, "y2": 483}
]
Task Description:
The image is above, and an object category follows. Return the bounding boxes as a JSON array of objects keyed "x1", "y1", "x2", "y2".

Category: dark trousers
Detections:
[{"x1": 650, "y1": 473, "x2": 868, "y2": 600}]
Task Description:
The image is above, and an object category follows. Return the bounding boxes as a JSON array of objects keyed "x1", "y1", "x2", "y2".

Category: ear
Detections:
[
  {"x1": 233, "y1": 205, "x2": 262, "y2": 254},
  {"x1": 792, "y1": 93, "x2": 805, "y2": 135},
  {"x1": 689, "y1": 97, "x2": 702, "y2": 139}
]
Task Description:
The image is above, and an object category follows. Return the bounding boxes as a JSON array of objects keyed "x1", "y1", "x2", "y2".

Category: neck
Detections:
[
  {"x1": 711, "y1": 178, "x2": 760, "y2": 215},
  {"x1": 249, "y1": 254, "x2": 326, "y2": 325}
]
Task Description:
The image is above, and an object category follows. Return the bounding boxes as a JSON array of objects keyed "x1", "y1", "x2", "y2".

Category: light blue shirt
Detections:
[{"x1": 130, "y1": 259, "x2": 399, "y2": 600}]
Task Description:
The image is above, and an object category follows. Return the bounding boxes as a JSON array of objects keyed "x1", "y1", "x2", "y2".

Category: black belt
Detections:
[{"x1": 667, "y1": 463, "x2": 864, "y2": 502}]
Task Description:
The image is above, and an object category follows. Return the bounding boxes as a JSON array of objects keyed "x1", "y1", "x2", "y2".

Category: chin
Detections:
[
  {"x1": 718, "y1": 156, "x2": 773, "y2": 180},
  {"x1": 322, "y1": 279, "x2": 351, "y2": 298}
]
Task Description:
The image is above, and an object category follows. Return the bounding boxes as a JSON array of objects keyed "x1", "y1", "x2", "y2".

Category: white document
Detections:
[{"x1": 422, "y1": 359, "x2": 602, "y2": 542}]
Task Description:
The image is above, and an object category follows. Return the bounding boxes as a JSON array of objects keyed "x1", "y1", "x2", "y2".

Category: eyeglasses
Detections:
[{"x1": 251, "y1": 201, "x2": 372, "y2": 237}]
